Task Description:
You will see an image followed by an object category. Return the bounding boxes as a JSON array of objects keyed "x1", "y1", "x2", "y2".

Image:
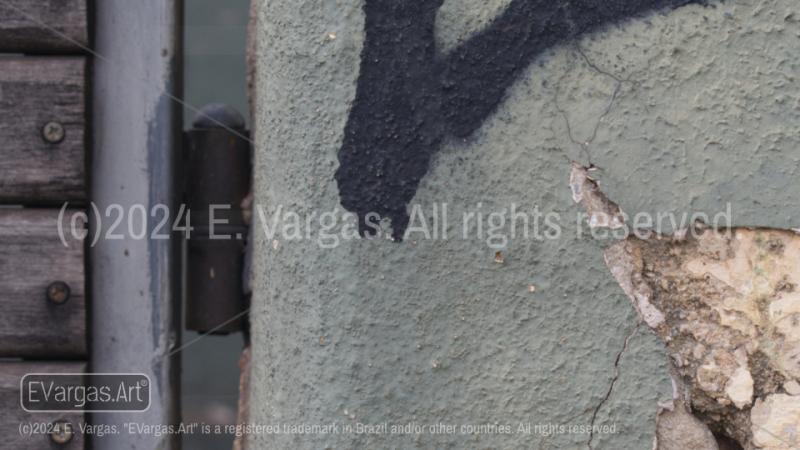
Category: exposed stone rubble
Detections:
[
  {"x1": 655, "y1": 400, "x2": 719, "y2": 450},
  {"x1": 604, "y1": 227, "x2": 800, "y2": 450}
]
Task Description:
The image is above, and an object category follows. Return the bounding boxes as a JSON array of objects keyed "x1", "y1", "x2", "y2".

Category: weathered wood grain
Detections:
[
  {"x1": 0, "y1": 362, "x2": 86, "y2": 450},
  {"x1": 0, "y1": 57, "x2": 86, "y2": 203},
  {"x1": 0, "y1": 0, "x2": 88, "y2": 53},
  {"x1": 0, "y1": 208, "x2": 86, "y2": 357}
]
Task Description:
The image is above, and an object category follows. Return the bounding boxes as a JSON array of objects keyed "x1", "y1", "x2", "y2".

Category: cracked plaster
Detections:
[{"x1": 250, "y1": 0, "x2": 800, "y2": 448}]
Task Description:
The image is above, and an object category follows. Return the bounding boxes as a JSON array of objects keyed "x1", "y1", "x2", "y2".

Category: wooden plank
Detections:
[
  {"x1": 0, "y1": 208, "x2": 86, "y2": 357},
  {"x1": 0, "y1": 362, "x2": 86, "y2": 450},
  {"x1": 0, "y1": 57, "x2": 86, "y2": 204},
  {"x1": 0, "y1": 0, "x2": 88, "y2": 53}
]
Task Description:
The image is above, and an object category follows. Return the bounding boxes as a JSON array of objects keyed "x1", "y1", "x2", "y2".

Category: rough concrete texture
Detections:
[
  {"x1": 560, "y1": 1, "x2": 800, "y2": 230},
  {"x1": 605, "y1": 228, "x2": 800, "y2": 449},
  {"x1": 251, "y1": 0, "x2": 800, "y2": 448}
]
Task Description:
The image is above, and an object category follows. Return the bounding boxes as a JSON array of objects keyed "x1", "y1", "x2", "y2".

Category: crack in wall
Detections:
[
  {"x1": 553, "y1": 45, "x2": 637, "y2": 165},
  {"x1": 587, "y1": 323, "x2": 640, "y2": 449},
  {"x1": 569, "y1": 163, "x2": 800, "y2": 450}
]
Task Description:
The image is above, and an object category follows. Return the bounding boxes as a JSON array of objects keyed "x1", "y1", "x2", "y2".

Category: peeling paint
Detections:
[
  {"x1": 603, "y1": 227, "x2": 800, "y2": 450},
  {"x1": 603, "y1": 239, "x2": 664, "y2": 329},
  {"x1": 568, "y1": 155, "x2": 800, "y2": 449},
  {"x1": 569, "y1": 163, "x2": 625, "y2": 230}
]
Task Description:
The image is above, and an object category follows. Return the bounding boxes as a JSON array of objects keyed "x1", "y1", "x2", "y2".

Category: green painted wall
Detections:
[{"x1": 250, "y1": 1, "x2": 800, "y2": 448}]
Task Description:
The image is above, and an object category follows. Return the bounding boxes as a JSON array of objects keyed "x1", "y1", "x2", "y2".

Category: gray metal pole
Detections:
[{"x1": 91, "y1": 1, "x2": 182, "y2": 449}]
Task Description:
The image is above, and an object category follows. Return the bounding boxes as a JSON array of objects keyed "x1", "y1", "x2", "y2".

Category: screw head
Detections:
[
  {"x1": 49, "y1": 420, "x2": 74, "y2": 445},
  {"x1": 42, "y1": 121, "x2": 65, "y2": 144},
  {"x1": 46, "y1": 281, "x2": 71, "y2": 305}
]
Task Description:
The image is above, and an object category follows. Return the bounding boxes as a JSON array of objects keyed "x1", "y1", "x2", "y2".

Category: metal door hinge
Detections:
[{"x1": 183, "y1": 104, "x2": 251, "y2": 335}]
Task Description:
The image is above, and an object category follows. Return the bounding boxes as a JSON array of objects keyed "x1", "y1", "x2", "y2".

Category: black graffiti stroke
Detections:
[{"x1": 335, "y1": 0, "x2": 709, "y2": 240}]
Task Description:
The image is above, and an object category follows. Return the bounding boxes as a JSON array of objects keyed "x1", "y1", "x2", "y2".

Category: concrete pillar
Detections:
[{"x1": 248, "y1": 0, "x2": 800, "y2": 448}]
